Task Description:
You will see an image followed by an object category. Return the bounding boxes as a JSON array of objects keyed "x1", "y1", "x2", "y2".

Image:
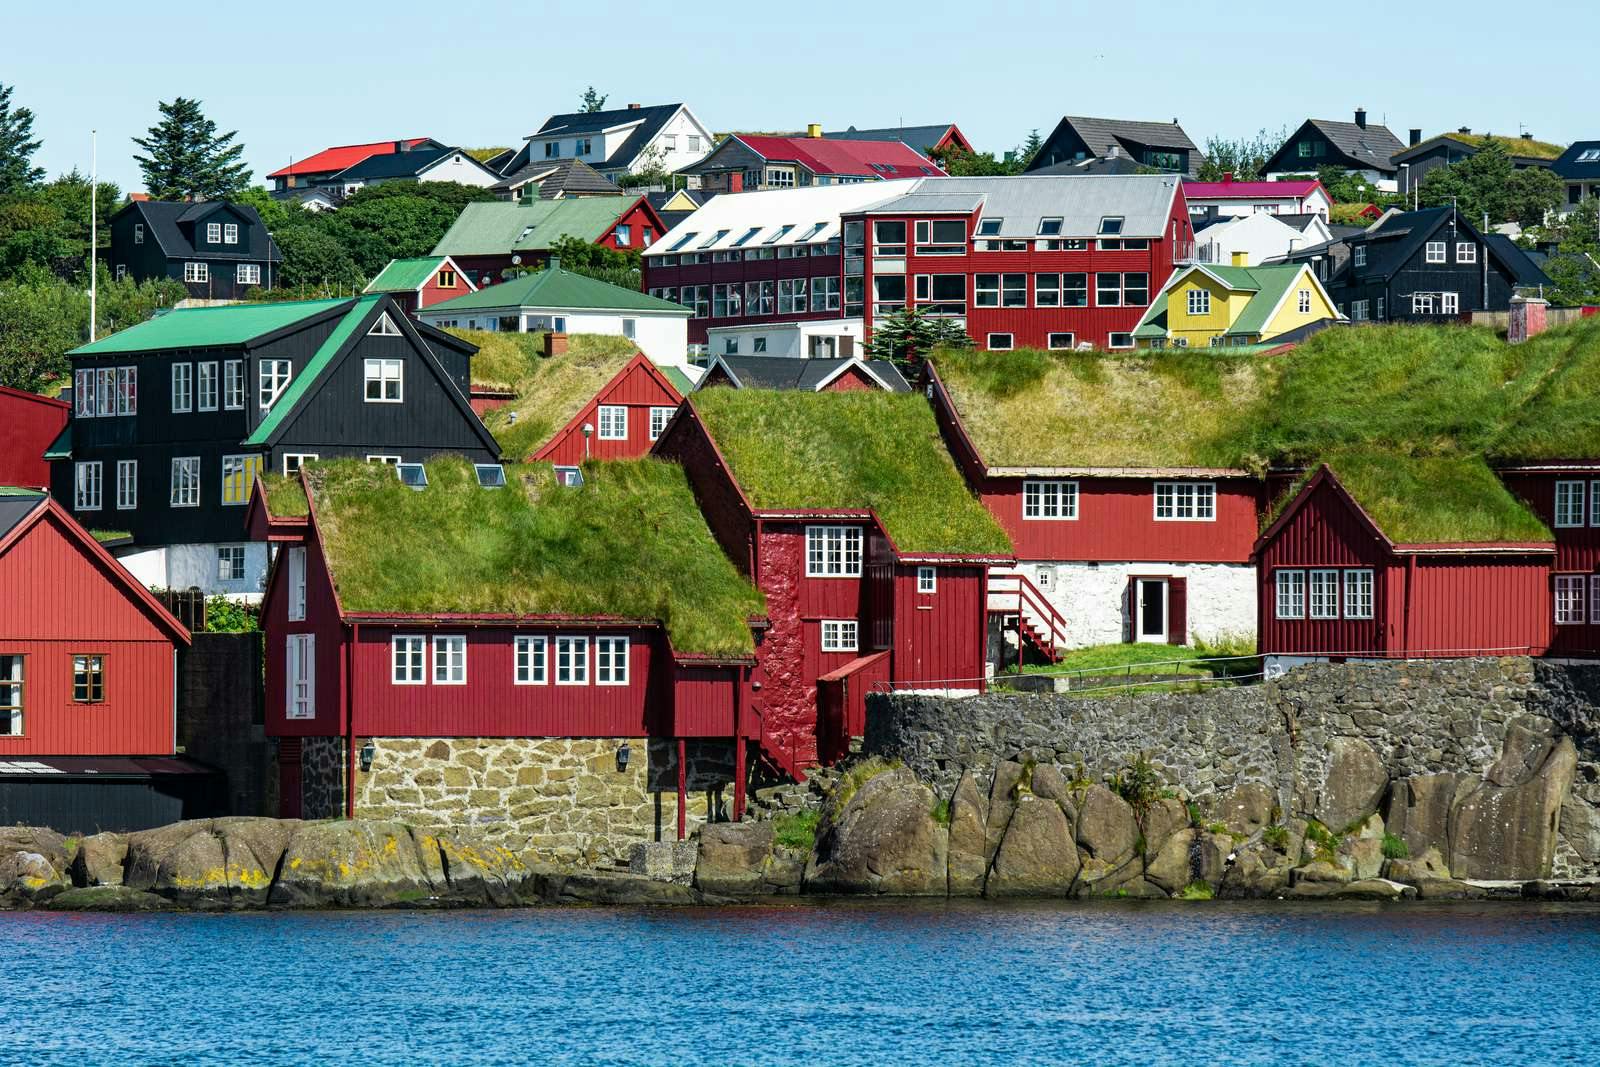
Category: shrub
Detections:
[
  {"x1": 1177, "y1": 881, "x2": 1214, "y2": 900},
  {"x1": 1381, "y1": 832, "x2": 1410, "y2": 860},
  {"x1": 1304, "y1": 820, "x2": 1343, "y2": 863},
  {"x1": 771, "y1": 811, "x2": 820, "y2": 852},
  {"x1": 930, "y1": 798, "x2": 951, "y2": 826},
  {"x1": 205, "y1": 597, "x2": 259, "y2": 633},
  {"x1": 1186, "y1": 801, "x2": 1204, "y2": 828},
  {"x1": 1108, "y1": 752, "x2": 1163, "y2": 818},
  {"x1": 1262, "y1": 824, "x2": 1290, "y2": 851}
]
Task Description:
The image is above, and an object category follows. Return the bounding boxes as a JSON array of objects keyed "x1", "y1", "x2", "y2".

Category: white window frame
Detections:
[
  {"x1": 170, "y1": 456, "x2": 201, "y2": 508},
  {"x1": 363, "y1": 358, "x2": 403, "y2": 403},
  {"x1": 432, "y1": 635, "x2": 467, "y2": 685},
  {"x1": 1047, "y1": 333, "x2": 1075, "y2": 350},
  {"x1": 287, "y1": 546, "x2": 307, "y2": 622},
  {"x1": 649, "y1": 406, "x2": 675, "y2": 441},
  {"x1": 820, "y1": 620, "x2": 859, "y2": 653},
  {"x1": 286, "y1": 633, "x2": 315, "y2": 720},
  {"x1": 74, "y1": 461, "x2": 102, "y2": 511},
  {"x1": 597, "y1": 405, "x2": 628, "y2": 440},
  {"x1": 391, "y1": 635, "x2": 426, "y2": 685},
  {"x1": 115, "y1": 459, "x2": 137, "y2": 511},
  {"x1": 1441, "y1": 292, "x2": 1459, "y2": 315},
  {"x1": 197, "y1": 361, "x2": 219, "y2": 411},
  {"x1": 1413, "y1": 293, "x2": 1435, "y2": 315},
  {"x1": 223, "y1": 360, "x2": 245, "y2": 409},
  {"x1": 224, "y1": 222, "x2": 239, "y2": 245},
  {"x1": 555, "y1": 635, "x2": 589, "y2": 685},
  {"x1": 133, "y1": 223, "x2": 144, "y2": 245},
  {"x1": 1344, "y1": 568, "x2": 1374, "y2": 620},
  {"x1": 1275, "y1": 569, "x2": 1305, "y2": 620},
  {"x1": 1154, "y1": 482, "x2": 1216, "y2": 521},
  {"x1": 1592, "y1": 575, "x2": 1600, "y2": 626},
  {"x1": 368, "y1": 313, "x2": 401, "y2": 336},
  {"x1": 206, "y1": 222, "x2": 221, "y2": 244},
  {"x1": 1298, "y1": 289, "x2": 1312, "y2": 314},
  {"x1": 1555, "y1": 575, "x2": 1586, "y2": 626},
  {"x1": 1555, "y1": 481, "x2": 1585, "y2": 528},
  {"x1": 514, "y1": 636, "x2": 547, "y2": 685},
  {"x1": 1456, "y1": 242, "x2": 1476, "y2": 264},
  {"x1": 595, "y1": 636, "x2": 629, "y2": 686},
  {"x1": 368, "y1": 454, "x2": 402, "y2": 466},
  {"x1": 1592, "y1": 481, "x2": 1600, "y2": 528},
  {"x1": 184, "y1": 261, "x2": 209, "y2": 283},
  {"x1": 1353, "y1": 245, "x2": 1367, "y2": 268},
  {"x1": 1425, "y1": 241, "x2": 1447, "y2": 264},
  {"x1": 916, "y1": 567, "x2": 937, "y2": 595},
  {"x1": 217, "y1": 546, "x2": 246, "y2": 583},
  {"x1": 171, "y1": 362, "x2": 193, "y2": 413},
  {"x1": 805, "y1": 526, "x2": 863, "y2": 578},
  {"x1": 1187, "y1": 288, "x2": 1211, "y2": 315},
  {"x1": 260, "y1": 359, "x2": 292, "y2": 409},
  {"x1": 236, "y1": 264, "x2": 260, "y2": 286},
  {"x1": 1308, "y1": 569, "x2": 1340, "y2": 620},
  {"x1": 0, "y1": 655, "x2": 23, "y2": 737},
  {"x1": 1023, "y1": 480, "x2": 1078, "y2": 520},
  {"x1": 282, "y1": 453, "x2": 319, "y2": 477},
  {"x1": 220, "y1": 454, "x2": 262, "y2": 507},
  {"x1": 987, "y1": 333, "x2": 1014, "y2": 351}
]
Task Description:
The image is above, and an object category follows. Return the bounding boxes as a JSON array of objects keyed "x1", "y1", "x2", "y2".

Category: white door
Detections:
[{"x1": 1136, "y1": 579, "x2": 1168, "y2": 643}]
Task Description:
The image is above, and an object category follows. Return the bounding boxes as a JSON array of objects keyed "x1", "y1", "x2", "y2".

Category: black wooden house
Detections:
[
  {"x1": 109, "y1": 200, "x2": 282, "y2": 300},
  {"x1": 1263, "y1": 110, "x2": 1405, "y2": 184},
  {"x1": 51, "y1": 295, "x2": 499, "y2": 586}
]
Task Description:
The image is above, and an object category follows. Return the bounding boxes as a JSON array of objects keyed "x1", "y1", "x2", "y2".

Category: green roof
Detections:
[
  {"x1": 243, "y1": 296, "x2": 383, "y2": 447},
  {"x1": 0, "y1": 487, "x2": 45, "y2": 497},
  {"x1": 1132, "y1": 264, "x2": 1307, "y2": 339},
  {"x1": 304, "y1": 456, "x2": 765, "y2": 656},
  {"x1": 43, "y1": 424, "x2": 71, "y2": 460},
  {"x1": 660, "y1": 366, "x2": 696, "y2": 396},
  {"x1": 1323, "y1": 452, "x2": 1551, "y2": 545},
  {"x1": 1491, "y1": 316, "x2": 1600, "y2": 462},
  {"x1": 431, "y1": 199, "x2": 632, "y2": 257},
  {"x1": 365, "y1": 257, "x2": 447, "y2": 294},
  {"x1": 69, "y1": 299, "x2": 351, "y2": 356},
  {"x1": 425, "y1": 266, "x2": 689, "y2": 315},
  {"x1": 691, "y1": 389, "x2": 1011, "y2": 557}
]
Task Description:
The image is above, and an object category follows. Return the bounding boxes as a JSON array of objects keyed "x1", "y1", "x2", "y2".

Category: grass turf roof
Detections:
[
  {"x1": 690, "y1": 388, "x2": 1011, "y2": 556},
  {"x1": 1318, "y1": 451, "x2": 1551, "y2": 545},
  {"x1": 260, "y1": 473, "x2": 308, "y2": 519},
  {"x1": 305, "y1": 457, "x2": 765, "y2": 657},
  {"x1": 447, "y1": 331, "x2": 644, "y2": 460},
  {"x1": 1490, "y1": 316, "x2": 1600, "y2": 462}
]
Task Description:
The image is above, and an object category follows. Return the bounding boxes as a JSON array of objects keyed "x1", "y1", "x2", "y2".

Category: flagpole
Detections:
[{"x1": 90, "y1": 129, "x2": 98, "y2": 342}]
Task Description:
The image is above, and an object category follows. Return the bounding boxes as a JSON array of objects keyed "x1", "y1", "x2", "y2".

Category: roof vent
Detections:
[
  {"x1": 1458, "y1": 126, "x2": 1472, "y2": 134},
  {"x1": 628, "y1": 103, "x2": 641, "y2": 110},
  {"x1": 474, "y1": 463, "x2": 506, "y2": 489},
  {"x1": 547, "y1": 256, "x2": 562, "y2": 272},
  {"x1": 396, "y1": 463, "x2": 428, "y2": 491},
  {"x1": 807, "y1": 123, "x2": 822, "y2": 139},
  {"x1": 1410, "y1": 128, "x2": 1422, "y2": 146}
]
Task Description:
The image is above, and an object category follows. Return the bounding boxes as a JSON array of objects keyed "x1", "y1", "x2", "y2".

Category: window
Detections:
[
  {"x1": 286, "y1": 546, "x2": 307, "y2": 621},
  {"x1": 1097, "y1": 216, "x2": 1124, "y2": 235},
  {"x1": 1154, "y1": 482, "x2": 1216, "y2": 521},
  {"x1": 545, "y1": 141, "x2": 560, "y2": 159},
  {"x1": 917, "y1": 567, "x2": 937, "y2": 594},
  {"x1": 1352, "y1": 299, "x2": 1370, "y2": 322},
  {"x1": 1097, "y1": 272, "x2": 1146, "y2": 307},
  {"x1": 133, "y1": 223, "x2": 144, "y2": 245},
  {"x1": 1187, "y1": 289, "x2": 1211, "y2": 315},
  {"x1": 1592, "y1": 481, "x2": 1600, "y2": 528},
  {"x1": 913, "y1": 219, "x2": 965, "y2": 254},
  {"x1": 1275, "y1": 569, "x2": 1305, "y2": 619},
  {"x1": 1377, "y1": 296, "x2": 1385, "y2": 319},
  {"x1": 368, "y1": 455, "x2": 401, "y2": 467},
  {"x1": 974, "y1": 274, "x2": 1000, "y2": 307},
  {"x1": 1555, "y1": 481, "x2": 1585, "y2": 527},
  {"x1": 196, "y1": 362, "x2": 218, "y2": 411},
  {"x1": 723, "y1": 337, "x2": 739, "y2": 355},
  {"x1": 507, "y1": 635, "x2": 548, "y2": 685},
  {"x1": 820, "y1": 620, "x2": 859, "y2": 653},
  {"x1": 1108, "y1": 332, "x2": 1134, "y2": 350},
  {"x1": 575, "y1": 138, "x2": 592, "y2": 157},
  {"x1": 1023, "y1": 480, "x2": 1078, "y2": 520},
  {"x1": 987, "y1": 333, "x2": 1014, "y2": 351},
  {"x1": 207, "y1": 222, "x2": 222, "y2": 243},
  {"x1": 169, "y1": 457, "x2": 200, "y2": 508},
  {"x1": 396, "y1": 463, "x2": 427, "y2": 490},
  {"x1": 596, "y1": 636, "x2": 629, "y2": 685},
  {"x1": 217, "y1": 546, "x2": 246, "y2": 582},
  {"x1": 597, "y1": 405, "x2": 628, "y2": 440},
  {"x1": 471, "y1": 464, "x2": 505, "y2": 489},
  {"x1": 220, "y1": 454, "x2": 262, "y2": 507},
  {"x1": 223, "y1": 360, "x2": 244, "y2": 409},
  {"x1": 259, "y1": 359, "x2": 291, "y2": 409},
  {"x1": 1048, "y1": 332, "x2": 1075, "y2": 350},
  {"x1": 615, "y1": 224, "x2": 632, "y2": 246},
  {"x1": 438, "y1": 268, "x2": 458, "y2": 289},
  {"x1": 752, "y1": 337, "x2": 768, "y2": 354},
  {"x1": 430, "y1": 635, "x2": 468, "y2": 684},
  {"x1": 1309, "y1": 569, "x2": 1340, "y2": 619},
  {"x1": 1456, "y1": 242, "x2": 1476, "y2": 264},
  {"x1": 648, "y1": 406, "x2": 675, "y2": 442},
  {"x1": 1353, "y1": 245, "x2": 1367, "y2": 268},
  {"x1": 1412, "y1": 293, "x2": 1435, "y2": 315},
  {"x1": 1298, "y1": 289, "x2": 1312, "y2": 314},
  {"x1": 363, "y1": 358, "x2": 403, "y2": 403},
  {"x1": 1061, "y1": 273, "x2": 1088, "y2": 307},
  {"x1": 1001, "y1": 273, "x2": 1027, "y2": 307},
  {"x1": 667, "y1": 231, "x2": 698, "y2": 252},
  {"x1": 806, "y1": 526, "x2": 863, "y2": 577},
  {"x1": 1344, "y1": 569, "x2": 1374, "y2": 619},
  {"x1": 1555, "y1": 575, "x2": 1587, "y2": 625},
  {"x1": 1593, "y1": 575, "x2": 1600, "y2": 626},
  {"x1": 286, "y1": 635, "x2": 314, "y2": 719},
  {"x1": 184, "y1": 262, "x2": 209, "y2": 283},
  {"x1": 872, "y1": 274, "x2": 906, "y2": 312},
  {"x1": 975, "y1": 218, "x2": 1002, "y2": 237},
  {"x1": 777, "y1": 278, "x2": 808, "y2": 314},
  {"x1": 555, "y1": 636, "x2": 588, "y2": 684},
  {"x1": 1032, "y1": 273, "x2": 1063, "y2": 308},
  {"x1": 236, "y1": 264, "x2": 261, "y2": 286},
  {"x1": 95, "y1": 367, "x2": 115, "y2": 416},
  {"x1": 171, "y1": 362, "x2": 193, "y2": 413},
  {"x1": 74, "y1": 369, "x2": 95, "y2": 417},
  {"x1": 74, "y1": 461, "x2": 102, "y2": 511},
  {"x1": 0, "y1": 656, "x2": 21, "y2": 737},
  {"x1": 743, "y1": 280, "x2": 775, "y2": 314},
  {"x1": 1425, "y1": 241, "x2": 1446, "y2": 264},
  {"x1": 368, "y1": 313, "x2": 401, "y2": 336},
  {"x1": 392, "y1": 636, "x2": 426, "y2": 684},
  {"x1": 116, "y1": 460, "x2": 137, "y2": 510},
  {"x1": 283, "y1": 453, "x2": 318, "y2": 477},
  {"x1": 1037, "y1": 217, "x2": 1063, "y2": 237},
  {"x1": 872, "y1": 220, "x2": 907, "y2": 255},
  {"x1": 72, "y1": 655, "x2": 105, "y2": 703},
  {"x1": 1441, "y1": 292, "x2": 1459, "y2": 315},
  {"x1": 810, "y1": 276, "x2": 840, "y2": 312}
]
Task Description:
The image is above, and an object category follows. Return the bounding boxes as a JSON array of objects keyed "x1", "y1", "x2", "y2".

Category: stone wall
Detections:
[
  {"x1": 301, "y1": 736, "x2": 346, "y2": 821},
  {"x1": 866, "y1": 657, "x2": 1600, "y2": 878},
  {"x1": 352, "y1": 737, "x2": 734, "y2": 866}
]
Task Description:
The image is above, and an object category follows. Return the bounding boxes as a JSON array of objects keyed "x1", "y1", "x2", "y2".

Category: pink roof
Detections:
[
  {"x1": 1183, "y1": 178, "x2": 1324, "y2": 200},
  {"x1": 736, "y1": 135, "x2": 942, "y2": 178},
  {"x1": 268, "y1": 139, "x2": 434, "y2": 179}
]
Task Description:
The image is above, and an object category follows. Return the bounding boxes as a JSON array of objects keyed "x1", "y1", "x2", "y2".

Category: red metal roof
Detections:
[
  {"x1": 735, "y1": 135, "x2": 942, "y2": 178},
  {"x1": 268, "y1": 139, "x2": 433, "y2": 179},
  {"x1": 1183, "y1": 178, "x2": 1323, "y2": 199}
]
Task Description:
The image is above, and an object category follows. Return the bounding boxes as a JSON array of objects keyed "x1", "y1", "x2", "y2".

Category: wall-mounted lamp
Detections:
[
  {"x1": 582, "y1": 422, "x2": 594, "y2": 459},
  {"x1": 615, "y1": 742, "x2": 631, "y2": 773},
  {"x1": 359, "y1": 739, "x2": 376, "y2": 773}
]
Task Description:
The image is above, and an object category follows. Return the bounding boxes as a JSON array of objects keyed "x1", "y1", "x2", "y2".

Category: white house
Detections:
[
  {"x1": 417, "y1": 261, "x2": 692, "y2": 368},
  {"x1": 512, "y1": 104, "x2": 715, "y2": 184},
  {"x1": 1192, "y1": 212, "x2": 1334, "y2": 267},
  {"x1": 705, "y1": 319, "x2": 866, "y2": 360},
  {"x1": 1183, "y1": 177, "x2": 1332, "y2": 220},
  {"x1": 328, "y1": 146, "x2": 502, "y2": 198}
]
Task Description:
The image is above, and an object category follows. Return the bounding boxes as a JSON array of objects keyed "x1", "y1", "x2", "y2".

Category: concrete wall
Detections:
[
  {"x1": 116, "y1": 542, "x2": 269, "y2": 600},
  {"x1": 177, "y1": 632, "x2": 273, "y2": 816}
]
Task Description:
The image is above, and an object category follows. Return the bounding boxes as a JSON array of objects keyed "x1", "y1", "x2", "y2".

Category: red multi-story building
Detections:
[
  {"x1": 1498, "y1": 464, "x2": 1600, "y2": 655},
  {"x1": 0, "y1": 386, "x2": 69, "y2": 489}
]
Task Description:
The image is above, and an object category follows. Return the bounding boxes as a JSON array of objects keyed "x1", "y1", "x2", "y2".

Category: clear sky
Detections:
[{"x1": 11, "y1": 0, "x2": 1598, "y2": 193}]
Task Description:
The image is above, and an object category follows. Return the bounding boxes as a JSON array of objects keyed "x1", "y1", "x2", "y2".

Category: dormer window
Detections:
[
  {"x1": 732, "y1": 226, "x2": 762, "y2": 247},
  {"x1": 1097, "y1": 216, "x2": 1125, "y2": 235},
  {"x1": 1577, "y1": 148, "x2": 1600, "y2": 163},
  {"x1": 763, "y1": 224, "x2": 794, "y2": 245},
  {"x1": 368, "y1": 312, "x2": 401, "y2": 336},
  {"x1": 798, "y1": 222, "x2": 828, "y2": 241},
  {"x1": 474, "y1": 464, "x2": 506, "y2": 488},
  {"x1": 700, "y1": 229, "x2": 730, "y2": 249},
  {"x1": 545, "y1": 142, "x2": 560, "y2": 158},
  {"x1": 224, "y1": 223, "x2": 239, "y2": 245},
  {"x1": 1038, "y1": 217, "x2": 1064, "y2": 236},
  {"x1": 575, "y1": 138, "x2": 592, "y2": 157},
  {"x1": 668, "y1": 231, "x2": 698, "y2": 252},
  {"x1": 975, "y1": 218, "x2": 1002, "y2": 237},
  {"x1": 554, "y1": 466, "x2": 583, "y2": 487},
  {"x1": 206, "y1": 222, "x2": 221, "y2": 243}
]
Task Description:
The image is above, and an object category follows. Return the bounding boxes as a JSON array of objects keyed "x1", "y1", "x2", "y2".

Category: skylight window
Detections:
[
  {"x1": 668, "y1": 231, "x2": 698, "y2": 252},
  {"x1": 1098, "y1": 216, "x2": 1125, "y2": 235},
  {"x1": 396, "y1": 463, "x2": 428, "y2": 491},
  {"x1": 798, "y1": 222, "x2": 828, "y2": 241},
  {"x1": 1578, "y1": 148, "x2": 1600, "y2": 162},
  {"x1": 1037, "y1": 217, "x2": 1064, "y2": 236},
  {"x1": 474, "y1": 464, "x2": 506, "y2": 488},
  {"x1": 553, "y1": 466, "x2": 584, "y2": 488},
  {"x1": 763, "y1": 224, "x2": 795, "y2": 245},
  {"x1": 975, "y1": 218, "x2": 1002, "y2": 236},
  {"x1": 699, "y1": 228, "x2": 730, "y2": 248},
  {"x1": 732, "y1": 226, "x2": 762, "y2": 247}
]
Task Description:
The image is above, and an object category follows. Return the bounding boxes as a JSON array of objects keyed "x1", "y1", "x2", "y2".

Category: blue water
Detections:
[{"x1": 4, "y1": 901, "x2": 1598, "y2": 1066}]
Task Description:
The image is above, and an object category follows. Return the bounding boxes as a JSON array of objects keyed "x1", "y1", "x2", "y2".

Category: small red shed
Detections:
[{"x1": 0, "y1": 386, "x2": 70, "y2": 490}]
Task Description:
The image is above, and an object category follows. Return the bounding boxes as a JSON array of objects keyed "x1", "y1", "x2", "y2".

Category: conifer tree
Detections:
[
  {"x1": 0, "y1": 83, "x2": 44, "y2": 195},
  {"x1": 132, "y1": 97, "x2": 251, "y2": 200}
]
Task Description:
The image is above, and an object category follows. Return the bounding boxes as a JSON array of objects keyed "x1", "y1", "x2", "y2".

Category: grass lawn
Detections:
[{"x1": 1007, "y1": 643, "x2": 1220, "y2": 678}]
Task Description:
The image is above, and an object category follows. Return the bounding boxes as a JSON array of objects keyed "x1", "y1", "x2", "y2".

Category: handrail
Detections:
[{"x1": 989, "y1": 571, "x2": 1069, "y2": 648}]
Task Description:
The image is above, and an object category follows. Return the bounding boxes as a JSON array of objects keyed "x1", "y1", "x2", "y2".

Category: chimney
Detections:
[
  {"x1": 807, "y1": 123, "x2": 822, "y2": 139},
  {"x1": 1409, "y1": 128, "x2": 1422, "y2": 146},
  {"x1": 1231, "y1": 250, "x2": 1248, "y2": 267},
  {"x1": 628, "y1": 103, "x2": 641, "y2": 110},
  {"x1": 543, "y1": 330, "x2": 569, "y2": 358},
  {"x1": 1521, "y1": 131, "x2": 1535, "y2": 141},
  {"x1": 548, "y1": 256, "x2": 561, "y2": 272},
  {"x1": 1509, "y1": 293, "x2": 1550, "y2": 344},
  {"x1": 1354, "y1": 108, "x2": 1368, "y2": 129},
  {"x1": 1106, "y1": 143, "x2": 1121, "y2": 159},
  {"x1": 1222, "y1": 171, "x2": 1234, "y2": 184}
]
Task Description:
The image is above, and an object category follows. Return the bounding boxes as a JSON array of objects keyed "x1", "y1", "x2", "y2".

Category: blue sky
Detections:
[{"x1": 12, "y1": 0, "x2": 1597, "y2": 192}]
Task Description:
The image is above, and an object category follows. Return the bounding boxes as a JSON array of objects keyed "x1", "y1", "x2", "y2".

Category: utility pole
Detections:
[{"x1": 89, "y1": 130, "x2": 97, "y2": 341}]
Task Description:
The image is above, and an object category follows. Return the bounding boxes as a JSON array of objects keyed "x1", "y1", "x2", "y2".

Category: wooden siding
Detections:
[
  {"x1": 0, "y1": 388, "x2": 68, "y2": 489},
  {"x1": 262, "y1": 530, "x2": 347, "y2": 739},
  {"x1": 818, "y1": 651, "x2": 891, "y2": 763},
  {"x1": 650, "y1": 409, "x2": 756, "y2": 577},
  {"x1": 1410, "y1": 557, "x2": 1550, "y2": 656},
  {"x1": 671, "y1": 664, "x2": 743, "y2": 738},
  {"x1": 1502, "y1": 472, "x2": 1599, "y2": 654},
  {"x1": 533, "y1": 360, "x2": 679, "y2": 464},
  {"x1": 892, "y1": 564, "x2": 985, "y2": 688}
]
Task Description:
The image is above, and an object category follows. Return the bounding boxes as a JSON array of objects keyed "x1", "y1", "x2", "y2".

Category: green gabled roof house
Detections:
[
  {"x1": 1133, "y1": 258, "x2": 1343, "y2": 349},
  {"x1": 430, "y1": 194, "x2": 665, "y2": 288},
  {"x1": 363, "y1": 255, "x2": 477, "y2": 315},
  {"x1": 54, "y1": 294, "x2": 498, "y2": 595}
]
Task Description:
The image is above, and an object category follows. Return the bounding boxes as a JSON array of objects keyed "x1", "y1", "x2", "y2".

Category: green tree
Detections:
[
  {"x1": 1538, "y1": 196, "x2": 1600, "y2": 306},
  {"x1": 0, "y1": 170, "x2": 119, "y2": 280},
  {"x1": 1195, "y1": 128, "x2": 1287, "y2": 182},
  {"x1": 271, "y1": 224, "x2": 363, "y2": 292},
  {"x1": 1418, "y1": 138, "x2": 1564, "y2": 228},
  {"x1": 1017, "y1": 129, "x2": 1044, "y2": 168},
  {"x1": 544, "y1": 235, "x2": 640, "y2": 289},
  {"x1": 1505, "y1": 166, "x2": 1564, "y2": 229},
  {"x1": 930, "y1": 144, "x2": 1020, "y2": 177},
  {"x1": 0, "y1": 270, "x2": 182, "y2": 389},
  {"x1": 0, "y1": 83, "x2": 44, "y2": 195},
  {"x1": 317, "y1": 182, "x2": 496, "y2": 277},
  {"x1": 579, "y1": 86, "x2": 608, "y2": 113},
  {"x1": 231, "y1": 184, "x2": 308, "y2": 234},
  {"x1": 862, "y1": 306, "x2": 972, "y2": 368},
  {"x1": 132, "y1": 97, "x2": 252, "y2": 200}
]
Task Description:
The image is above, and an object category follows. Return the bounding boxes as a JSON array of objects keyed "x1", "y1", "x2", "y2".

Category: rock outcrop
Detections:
[{"x1": 804, "y1": 767, "x2": 947, "y2": 895}]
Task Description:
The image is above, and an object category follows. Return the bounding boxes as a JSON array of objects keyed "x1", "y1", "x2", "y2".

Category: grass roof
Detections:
[
  {"x1": 1446, "y1": 132, "x2": 1566, "y2": 160},
  {"x1": 261, "y1": 473, "x2": 308, "y2": 519},
  {"x1": 305, "y1": 457, "x2": 765, "y2": 656},
  {"x1": 445, "y1": 330, "x2": 641, "y2": 459},
  {"x1": 933, "y1": 347, "x2": 1273, "y2": 471},
  {"x1": 691, "y1": 388, "x2": 1010, "y2": 556},
  {"x1": 1320, "y1": 451, "x2": 1551, "y2": 545},
  {"x1": 1491, "y1": 316, "x2": 1600, "y2": 462}
]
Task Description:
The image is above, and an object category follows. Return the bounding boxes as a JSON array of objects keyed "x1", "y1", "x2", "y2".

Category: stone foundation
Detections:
[{"x1": 301, "y1": 736, "x2": 346, "y2": 820}]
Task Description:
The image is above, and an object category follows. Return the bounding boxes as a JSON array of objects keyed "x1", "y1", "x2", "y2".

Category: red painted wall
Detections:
[
  {"x1": 1500, "y1": 471, "x2": 1595, "y2": 654},
  {"x1": 596, "y1": 199, "x2": 665, "y2": 252},
  {"x1": 822, "y1": 366, "x2": 877, "y2": 392},
  {"x1": 893, "y1": 564, "x2": 985, "y2": 688},
  {"x1": 263, "y1": 531, "x2": 347, "y2": 739},
  {"x1": 645, "y1": 251, "x2": 843, "y2": 346},
  {"x1": 532, "y1": 360, "x2": 681, "y2": 464},
  {"x1": 1409, "y1": 557, "x2": 1550, "y2": 656},
  {"x1": 417, "y1": 265, "x2": 470, "y2": 311},
  {"x1": 0, "y1": 388, "x2": 69, "y2": 489},
  {"x1": 672, "y1": 664, "x2": 743, "y2": 737},
  {"x1": 0, "y1": 507, "x2": 177, "y2": 755}
]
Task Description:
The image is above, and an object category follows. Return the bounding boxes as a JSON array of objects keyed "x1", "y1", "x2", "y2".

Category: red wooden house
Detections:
[
  {"x1": 530, "y1": 350, "x2": 684, "y2": 466},
  {"x1": 363, "y1": 255, "x2": 476, "y2": 314},
  {"x1": 1498, "y1": 464, "x2": 1600, "y2": 655},
  {"x1": 0, "y1": 386, "x2": 69, "y2": 489},
  {"x1": 249, "y1": 457, "x2": 766, "y2": 851},
  {"x1": 432, "y1": 196, "x2": 666, "y2": 291},
  {"x1": 1254, "y1": 461, "x2": 1554, "y2": 666},
  {"x1": 654, "y1": 388, "x2": 1012, "y2": 767}
]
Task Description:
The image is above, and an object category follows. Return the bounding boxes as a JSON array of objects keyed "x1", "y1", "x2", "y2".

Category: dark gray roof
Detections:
[
  {"x1": 492, "y1": 157, "x2": 622, "y2": 198},
  {"x1": 0, "y1": 493, "x2": 45, "y2": 542},
  {"x1": 1276, "y1": 212, "x2": 1326, "y2": 233},
  {"x1": 1483, "y1": 234, "x2": 1554, "y2": 287},
  {"x1": 1029, "y1": 153, "x2": 1149, "y2": 177},
  {"x1": 482, "y1": 148, "x2": 516, "y2": 172},
  {"x1": 1553, "y1": 141, "x2": 1600, "y2": 180},
  {"x1": 333, "y1": 146, "x2": 475, "y2": 181},
  {"x1": 116, "y1": 200, "x2": 280, "y2": 263},
  {"x1": 1031, "y1": 116, "x2": 1202, "y2": 177},
  {"x1": 824, "y1": 124, "x2": 957, "y2": 154},
  {"x1": 531, "y1": 104, "x2": 683, "y2": 172},
  {"x1": 1304, "y1": 119, "x2": 1406, "y2": 172},
  {"x1": 704, "y1": 356, "x2": 911, "y2": 392}
]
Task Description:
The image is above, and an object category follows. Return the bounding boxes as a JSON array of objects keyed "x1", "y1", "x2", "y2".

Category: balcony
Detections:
[{"x1": 1172, "y1": 240, "x2": 1198, "y2": 264}]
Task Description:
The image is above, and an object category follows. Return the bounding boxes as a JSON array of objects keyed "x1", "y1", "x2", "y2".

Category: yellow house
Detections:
[{"x1": 1133, "y1": 253, "x2": 1342, "y2": 348}]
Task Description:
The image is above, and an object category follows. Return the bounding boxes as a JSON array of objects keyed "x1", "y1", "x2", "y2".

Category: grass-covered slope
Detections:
[
  {"x1": 1322, "y1": 451, "x2": 1551, "y2": 544},
  {"x1": 260, "y1": 473, "x2": 308, "y2": 519},
  {"x1": 1491, "y1": 316, "x2": 1600, "y2": 462},
  {"x1": 304, "y1": 457, "x2": 765, "y2": 656},
  {"x1": 692, "y1": 388, "x2": 1011, "y2": 557}
]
